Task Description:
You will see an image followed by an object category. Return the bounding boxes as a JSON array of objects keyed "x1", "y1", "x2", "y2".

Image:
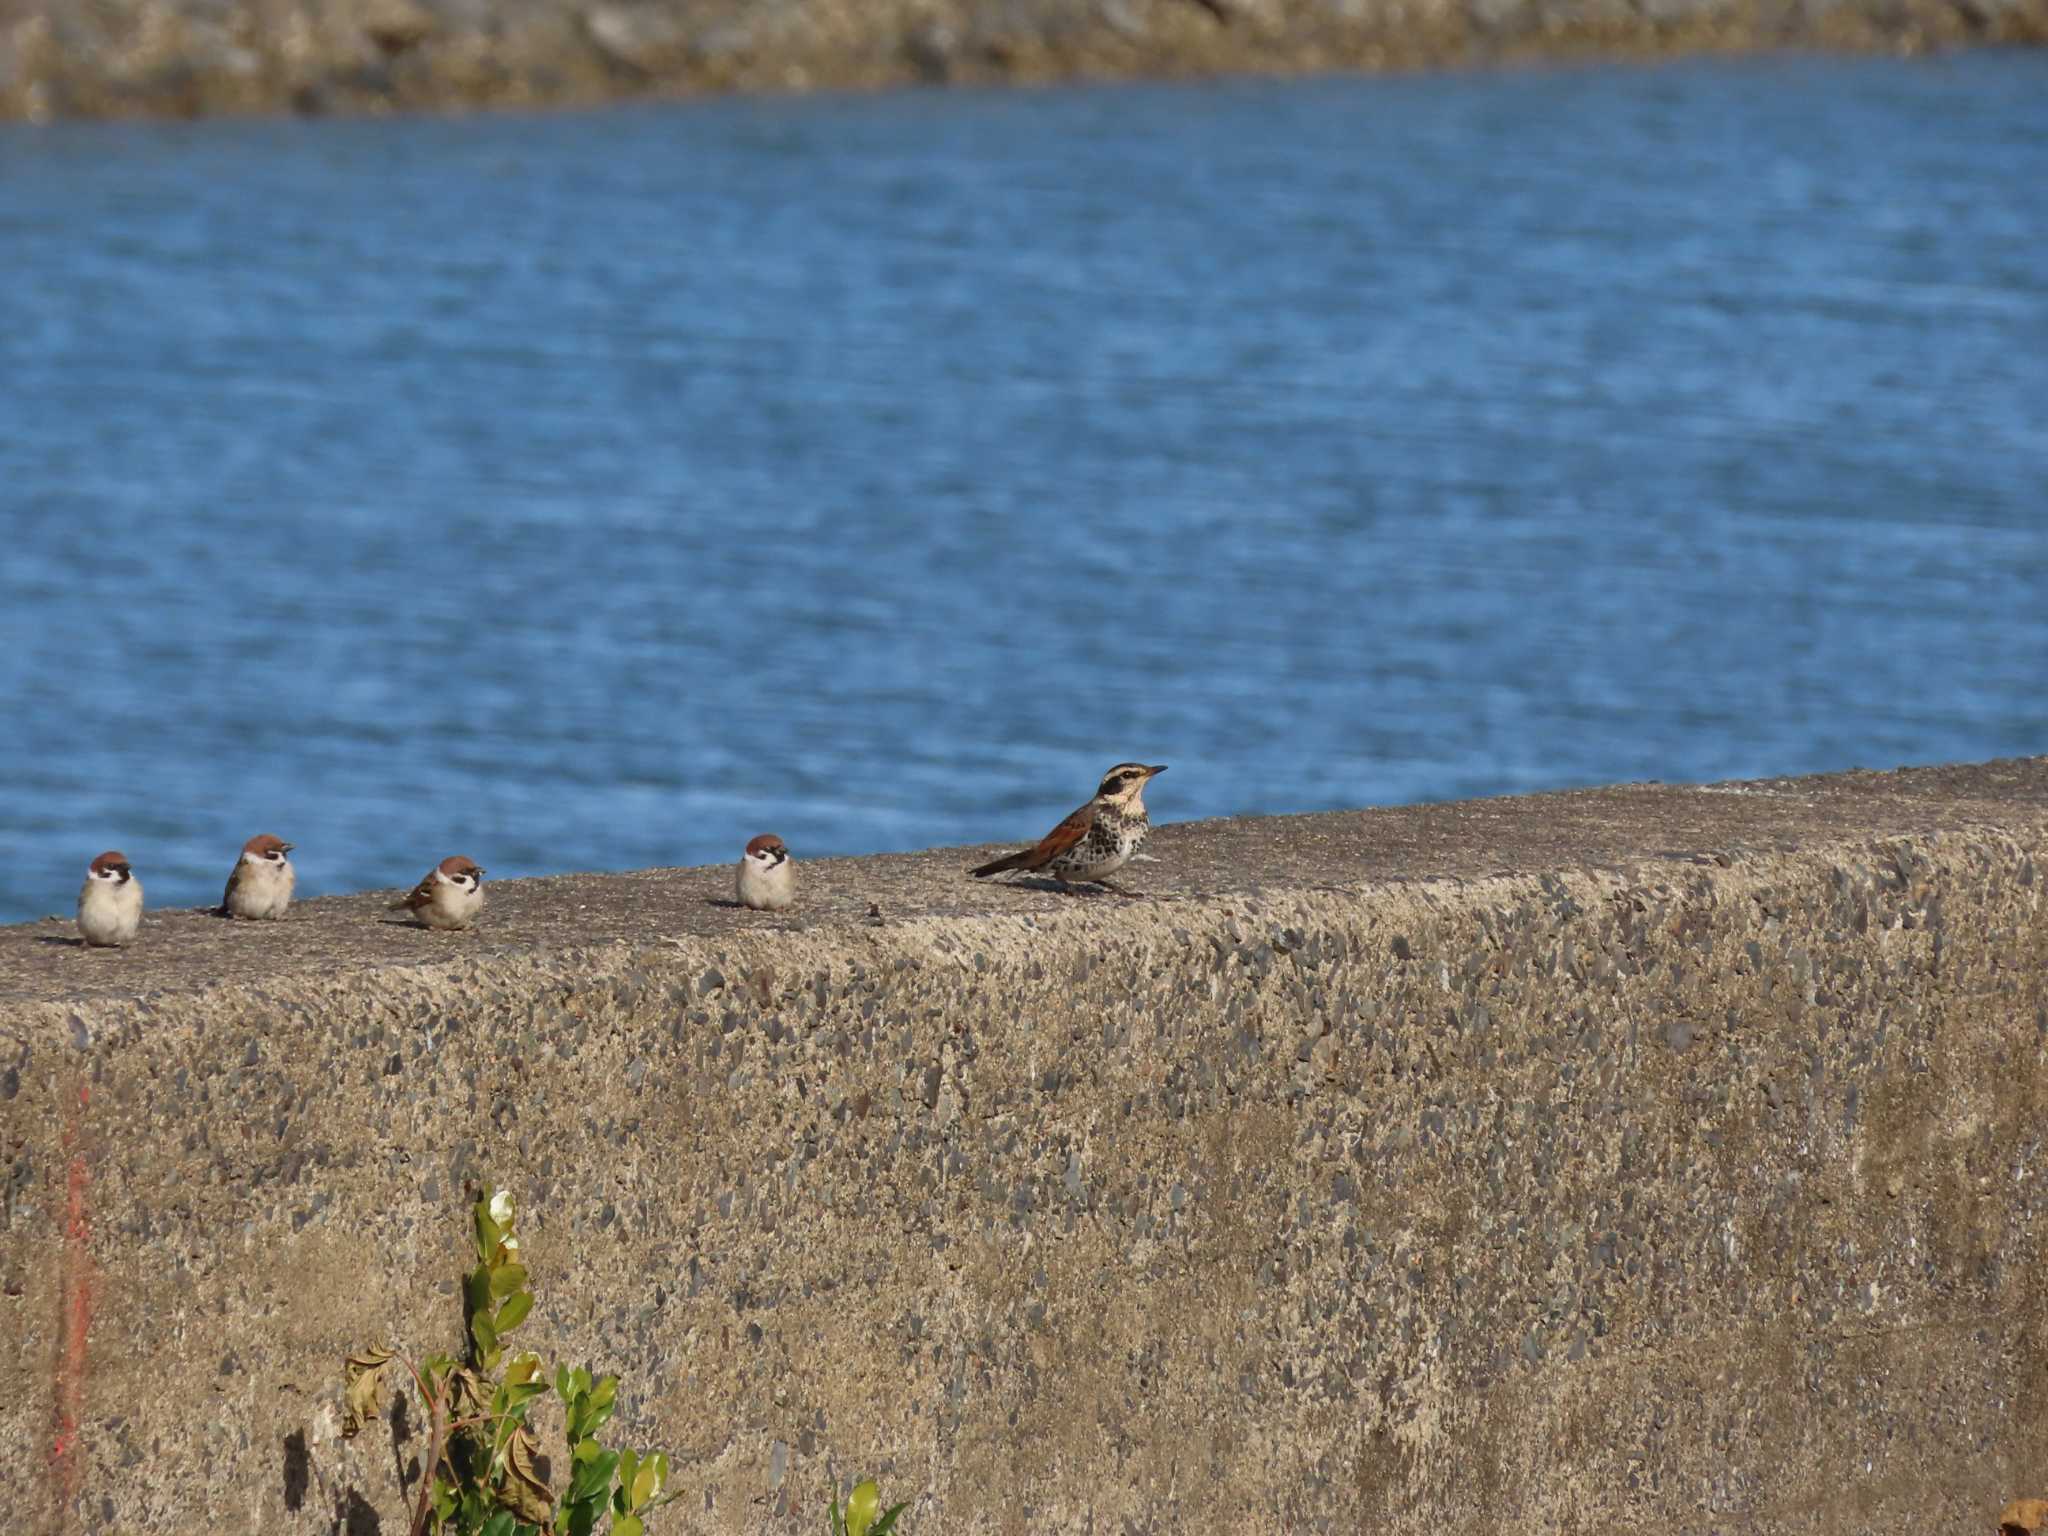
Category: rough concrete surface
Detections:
[
  {"x1": 3, "y1": 757, "x2": 2047, "y2": 1533},
  {"x1": 2, "y1": 0, "x2": 2044, "y2": 123}
]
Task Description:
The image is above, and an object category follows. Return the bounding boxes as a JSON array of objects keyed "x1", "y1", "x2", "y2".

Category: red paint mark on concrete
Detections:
[{"x1": 48, "y1": 1083, "x2": 94, "y2": 1534}]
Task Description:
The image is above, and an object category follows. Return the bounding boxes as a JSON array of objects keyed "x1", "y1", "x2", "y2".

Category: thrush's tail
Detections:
[{"x1": 970, "y1": 850, "x2": 1030, "y2": 878}]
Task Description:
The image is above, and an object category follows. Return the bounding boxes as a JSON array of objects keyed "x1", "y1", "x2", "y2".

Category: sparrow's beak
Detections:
[
  {"x1": 281, "y1": 843, "x2": 296, "y2": 854},
  {"x1": 1144, "y1": 764, "x2": 1168, "y2": 777}
]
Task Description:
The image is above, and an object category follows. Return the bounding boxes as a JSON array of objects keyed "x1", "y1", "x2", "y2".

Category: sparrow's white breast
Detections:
[
  {"x1": 78, "y1": 875, "x2": 144, "y2": 947},
  {"x1": 737, "y1": 855, "x2": 796, "y2": 912}
]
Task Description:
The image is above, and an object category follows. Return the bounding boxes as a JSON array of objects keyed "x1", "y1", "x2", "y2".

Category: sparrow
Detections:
[
  {"x1": 391, "y1": 855, "x2": 485, "y2": 930},
  {"x1": 736, "y1": 834, "x2": 796, "y2": 912},
  {"x1": 77, "y1": 850, "x2": 143, "y2": 947},
  {"x1": 970, "y1": 763, "x2": 1167, "y2": 895},
  {"x1": 220, "y1": 833, "x2": 296, "y2": 920}
]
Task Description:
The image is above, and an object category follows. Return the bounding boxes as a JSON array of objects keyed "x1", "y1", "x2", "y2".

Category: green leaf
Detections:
[
  {"x1": 504, "y1": 1351, "x2": 546, "y2": 1388},
  {"x1": 580, "y1": 1384, "x2": 616, "y2": 1437},
  {"x1": 611, "y1": 1519, "x2": 643, "y2": 1536},
  {"x1": 495, "y1": 1290, "x2": 534, "y2": 1337},
  {"x1": 472, "y1": 1312, "x2": 499, "y2": 1360},
  {"x1": 492, "y1": 1263, "x2": 529, "y2": 1299},
  {"x1": 502, "y1": 1380, "x2": 548, "y2": 1417},
  {"x1": 870, "y1": 1501, "x2": 912, "y2": 1536},
  {"x1": 476, "y1": 1205, "x2": 502, "y2": 1259},
  {"x1": 615, "y1": 1450, "x2": 639, "y2": 1508},
  {"x1": 628, "y1": 1453, "x2": 662, "y2": 1511},
  {"x1": 846, "y1": 1479, "x2": 882, "y2": 1536},
  {"x1": 568, "y1": 1448, "x2": 621, "y2": 1504},
  {"x1": 481, "y1": 1514, "x2": 518, "y2": 1536},
  {"x1": 829, "y1": 1495, "x2": 846, "y2": 1536}
]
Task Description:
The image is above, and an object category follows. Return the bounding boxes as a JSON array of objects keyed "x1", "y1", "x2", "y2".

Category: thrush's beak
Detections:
[{"x1": 1145, "y1": 765, "x2": 1167, "y2": 777}]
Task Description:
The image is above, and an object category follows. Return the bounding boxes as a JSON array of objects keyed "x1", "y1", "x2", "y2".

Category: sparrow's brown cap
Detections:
[
  {"x1": 745, "y1": 834, "x2": 788, "y2": 858},
  {"x1": 89, "y1": 850, "x2": 132, "y2": 875},
  {"x1": 438, "y1": 856, "x2": 484, "y2": 879},
  {"x1": 242, "y1": 834, "x2": 294, "y2": 856}
]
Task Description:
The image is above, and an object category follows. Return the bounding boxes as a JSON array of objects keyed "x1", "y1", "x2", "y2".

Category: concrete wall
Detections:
[
  {"x1": 3, "y1": 758, "x2": 2046, "y2": 1534},
  {"x1": 3, "y1": 0, "x2": 2045, "y2": 123}
]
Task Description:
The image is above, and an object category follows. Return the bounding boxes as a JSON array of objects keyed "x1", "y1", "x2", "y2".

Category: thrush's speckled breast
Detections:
[{"x1": 1048, "y1": 800, "x2": 1150, "y2": 882}]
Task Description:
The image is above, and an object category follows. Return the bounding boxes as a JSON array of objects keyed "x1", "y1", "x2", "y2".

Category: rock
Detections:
[
  {"x1": 582, "y1": 2, "x2": 690, "y2": 74},
  {"x1": 362, "y1": 0, "x2": 435, "y2": 55}
]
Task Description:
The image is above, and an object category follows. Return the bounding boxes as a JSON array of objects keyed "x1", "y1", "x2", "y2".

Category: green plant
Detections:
[
  {"x1": 828, "y1": 1478, "x2": 908, "y2": 1536},
  {"x1": 342, "y1": 1190, "x2": 680, "y2": 1536}
]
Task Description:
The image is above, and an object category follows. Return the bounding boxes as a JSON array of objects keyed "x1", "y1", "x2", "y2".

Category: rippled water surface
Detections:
[{"x1": 2, "y1": 54, "x2": 2045, "y2": 921}]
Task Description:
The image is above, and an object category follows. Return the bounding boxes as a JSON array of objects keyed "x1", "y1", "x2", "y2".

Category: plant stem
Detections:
[{"x1": 408, "y1": 1378, "x2": 451, "y2": 1536}]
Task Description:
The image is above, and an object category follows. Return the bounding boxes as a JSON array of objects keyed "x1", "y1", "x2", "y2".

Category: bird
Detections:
[
  {"x1": 77, "y1": 850, "x2": 143, "y2": 947},
  {"x1": 220, "y1": 833, "x2": 296, "y2": 920},
  {"x1": 736, "y1": 834, "x2": 796, "y2": 912},
  {"x1": 391, "y1": 855, "x2": 485, "y2": 930},
  {"x1": 970, "y1": 763, "x2": 1167, "y2": 895}
]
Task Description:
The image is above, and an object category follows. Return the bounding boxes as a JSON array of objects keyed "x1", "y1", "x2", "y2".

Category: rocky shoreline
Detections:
[{"x1": 1, "y1": 0, "x2": 2042, "y2": 122}]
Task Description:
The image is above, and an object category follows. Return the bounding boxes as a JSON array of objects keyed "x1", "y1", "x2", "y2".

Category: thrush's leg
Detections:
[{"x1": 1093, "y1": 877, "x2": 1144, "y2": 898}]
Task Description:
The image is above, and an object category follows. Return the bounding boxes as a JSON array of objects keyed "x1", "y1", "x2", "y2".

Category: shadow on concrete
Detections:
[
  {"x1": 976, "y1": 875, "x2": 1121, "y2": 896},
  {"x1": 282, "y1": 1430, "x2": 309, "y2": 1511},
  {"x1": 332, "y1": 1490, "x2": 381, "y2": 1535}
]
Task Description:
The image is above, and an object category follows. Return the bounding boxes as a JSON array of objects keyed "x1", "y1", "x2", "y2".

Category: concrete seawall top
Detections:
[
  {"x1": 4, "y1": 758, "x2": 2047, "y2": 1534},
  {"x1": 5, "y1": 757, "x2": 2045, "y2": 1007}
]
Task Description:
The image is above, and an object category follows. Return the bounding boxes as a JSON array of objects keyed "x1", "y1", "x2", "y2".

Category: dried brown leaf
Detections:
[
  {"x1": 494, "y1": 1422, "x2": 554, "y2": 1524},
  {"x1": 341, "y1": 1348, "x2": 396, "y2": 1439}
]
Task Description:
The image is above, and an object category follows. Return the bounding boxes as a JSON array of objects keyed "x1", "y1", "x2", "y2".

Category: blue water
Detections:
[{"x1": 2, "y1": 54, "x2": 2045, "y2": 923}]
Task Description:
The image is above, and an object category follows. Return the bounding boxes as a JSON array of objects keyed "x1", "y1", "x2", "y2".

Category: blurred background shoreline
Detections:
[{"x1": 2, "y1": 0, "x2": 2045, "y2": 123}]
